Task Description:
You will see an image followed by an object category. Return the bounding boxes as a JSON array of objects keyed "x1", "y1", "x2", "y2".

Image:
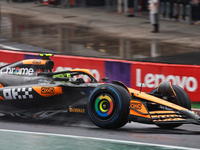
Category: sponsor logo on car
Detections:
[
  {"x1": 0, "y1": 67, "x2": 34, "y2": 75},
  {"x1": 32, "y1": 60, "x2": 42, "y2": 65},
  {"x1": 69, "y1": 108, "x2": 85, "y2": 113},
  {"x1": 41, "y1": 87, "x2": 55, "y2": 94},
  {"x1": 3, "y1": 87, "x2": 33, "y2": 100},
  {"x1": 130, "y1": 102, "x2": 142, "y2": 110},
  {"x1": 32, "y1": 86, "x2": 63, "y2": 97}
]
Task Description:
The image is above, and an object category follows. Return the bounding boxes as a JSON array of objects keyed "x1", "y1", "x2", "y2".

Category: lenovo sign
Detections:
[
  {"x1": 131, "y1": 62, "x2": 200, "y2": 102},
  {"x1": 136, "y1": 69, "x2": 197, "y2": 92}
]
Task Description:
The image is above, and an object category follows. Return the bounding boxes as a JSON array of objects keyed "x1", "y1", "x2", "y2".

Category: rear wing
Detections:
[{"x1": 0, "y1": 53, "x2": 54, "y2": 75}]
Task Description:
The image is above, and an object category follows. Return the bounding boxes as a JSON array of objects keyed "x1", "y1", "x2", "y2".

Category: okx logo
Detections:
[
  {"x1": 3, "y1": 88, "x2": 33, "y2": 100},
  {"x1": 41, "y1": 87, "x2": 55, "y2": 94}
]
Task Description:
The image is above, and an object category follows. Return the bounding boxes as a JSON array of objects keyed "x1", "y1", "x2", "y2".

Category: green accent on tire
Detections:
[
  {"x1": 95, "y1": 98, "x2": 101, "y2": 112},
  {"x1": 99, "y1": 100, "x2": 109, "y2": 113}
]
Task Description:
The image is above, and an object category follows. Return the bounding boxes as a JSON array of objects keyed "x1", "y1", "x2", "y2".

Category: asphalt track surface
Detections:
[{"x1": 0, "y1": 114, "x2": 200, "y2": 149}]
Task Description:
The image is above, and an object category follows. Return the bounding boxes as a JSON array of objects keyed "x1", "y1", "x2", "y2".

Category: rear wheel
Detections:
[
  {"x1": 152, "y1": 85, "x2": 191, "y2": 129},
  {"x1": 87, "y1": 84, "x2": 131, "y2": 129}
]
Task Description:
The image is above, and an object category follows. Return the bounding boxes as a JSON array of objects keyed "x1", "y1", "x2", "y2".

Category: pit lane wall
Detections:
[{"x1": 0, "y1": 49, "x2": 199, "y2": 102}]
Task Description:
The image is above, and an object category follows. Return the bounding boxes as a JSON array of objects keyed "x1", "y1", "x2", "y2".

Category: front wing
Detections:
[{"x1": 127, "y1": 90, "x2": 200, "y2": 125}]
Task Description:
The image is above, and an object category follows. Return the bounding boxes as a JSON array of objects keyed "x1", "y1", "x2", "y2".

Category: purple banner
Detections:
[{"x1": 105, "y1": 61, "x2": 131, "y2": 87}]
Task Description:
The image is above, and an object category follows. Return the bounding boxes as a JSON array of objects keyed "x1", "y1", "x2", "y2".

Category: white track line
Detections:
[
  {"x1": 0, "y1": 129, "x2": 198, "y2": 150},
  {"x1": 0, "y1": 44, "x2": 22, "y2": 51}
]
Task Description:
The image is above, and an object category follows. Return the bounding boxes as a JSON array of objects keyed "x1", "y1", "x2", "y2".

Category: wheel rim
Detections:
[{"x1": 94, "y1": 94, "x2": 114, "y2": 118}]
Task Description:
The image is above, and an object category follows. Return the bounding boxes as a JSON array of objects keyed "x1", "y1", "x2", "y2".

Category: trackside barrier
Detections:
[
  {"x1": 0, "y1": 49, "x2": 200, "y2": 102},
  {"x1": 130, "y1": 62, "x2": 200, "y2": 102},
  {"x1": 0, "y1": 50, "x2": 24, "y2": 66}
]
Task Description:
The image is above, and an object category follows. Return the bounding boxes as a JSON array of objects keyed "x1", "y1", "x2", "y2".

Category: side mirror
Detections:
[{"x1": 99, "y1": 77, "x2": 109, "y2": 82}]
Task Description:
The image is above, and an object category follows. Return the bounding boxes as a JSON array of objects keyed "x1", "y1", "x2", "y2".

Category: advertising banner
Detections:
[
  {"x1": 0, "y1": 50, "x2": 24, "y2": 67},
  {"x1": 105, "y1": 61, "x2": 131, "y2": 87},
  {"x1": 131, "y1": 62, "x2": 200, "y2": 102}
]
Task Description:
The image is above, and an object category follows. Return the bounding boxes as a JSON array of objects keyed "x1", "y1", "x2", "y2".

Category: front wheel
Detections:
[{"x1": 87, "y1": 84, "x2": 131, "y2": 129}]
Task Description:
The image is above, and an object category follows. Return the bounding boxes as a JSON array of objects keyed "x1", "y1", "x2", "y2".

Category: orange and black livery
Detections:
[{"x1": 0, "y1": 53, "x2": 199, "y2": 129}]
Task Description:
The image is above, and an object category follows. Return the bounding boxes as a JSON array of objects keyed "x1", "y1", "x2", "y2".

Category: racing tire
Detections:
[
  {"x1": 151, "y1": 85, "x2": 191, "y2": 129},
  {"x1": 87, "y1": 84, "x2": 131, "y2": 129}
]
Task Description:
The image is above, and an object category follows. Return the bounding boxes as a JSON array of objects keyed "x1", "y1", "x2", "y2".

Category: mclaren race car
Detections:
[{"x1": 0, "y1": 54, "x2": 199, "y2": 129}]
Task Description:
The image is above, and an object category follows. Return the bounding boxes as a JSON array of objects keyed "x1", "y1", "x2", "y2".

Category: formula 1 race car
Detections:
[{"x1": 0, "y1": 54, "x2": 199, "y2": 129}]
